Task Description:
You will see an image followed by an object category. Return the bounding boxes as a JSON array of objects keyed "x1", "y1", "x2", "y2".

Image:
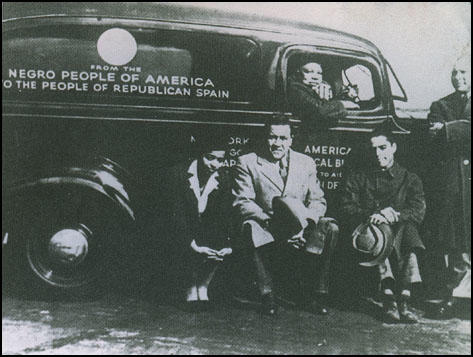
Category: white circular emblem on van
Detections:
[{"x1": 97, "y1": 28, "x2": 137, "y2": 66}]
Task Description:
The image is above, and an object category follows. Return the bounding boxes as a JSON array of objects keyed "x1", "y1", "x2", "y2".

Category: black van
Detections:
[{"x1": 2, "y1": 3, "x2": 434, "y2": 295}]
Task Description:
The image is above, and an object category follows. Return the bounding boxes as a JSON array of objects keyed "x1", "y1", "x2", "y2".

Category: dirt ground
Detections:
[{"x1": 2, "y1": 292, "x2": 470, "y2": 355}]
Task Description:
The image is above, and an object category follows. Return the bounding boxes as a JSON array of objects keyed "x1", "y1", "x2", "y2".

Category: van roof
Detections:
[{"x1": 3, "y1": 2, "x2": 382, "y2": 56}]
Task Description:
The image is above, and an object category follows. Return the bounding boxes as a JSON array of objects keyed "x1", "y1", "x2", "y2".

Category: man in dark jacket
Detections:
[
  {"x1": 428, "y1": 56, "x2": 471, "y2": 318},
  {"x1": 163, "y1": 141, "x2": 232, "y2": 307},
  {"x1": 340, "y1": 126, "x2": 426, "y2": 323},
  {"x1": 287, "y1": 61, "x2": 359, "y2": 128}
]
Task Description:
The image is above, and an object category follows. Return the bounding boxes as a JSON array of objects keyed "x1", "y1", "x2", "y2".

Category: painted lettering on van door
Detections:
[
  {"x1": 188, "y1": 134, "x2": 251, "y2": 168},
  {"x1": 304, "y1": 145, "x2": 352, "y2": 191},
  {"x1": 3, "y1": 66, "x2": 231, "y2": 99},
  {"x1": 222, "y1": 136, "x2": 251, "y2": 167}
]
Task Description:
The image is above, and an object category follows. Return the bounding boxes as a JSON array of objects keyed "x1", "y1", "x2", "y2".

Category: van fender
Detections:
[
  {"x1": 5, "y1": 157, "x2": 136, "y2": 223},
  {"x1": 2, "y1": 157, "x2": 139, "y2": 294}
]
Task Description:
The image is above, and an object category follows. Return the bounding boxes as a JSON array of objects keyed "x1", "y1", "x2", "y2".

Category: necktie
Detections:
[{"x1": 279, "y1": 160, "x2": 288, "y2": 184}]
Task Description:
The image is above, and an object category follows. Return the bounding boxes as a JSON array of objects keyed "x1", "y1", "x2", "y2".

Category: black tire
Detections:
[{"x1": 3, "y1": 184, "x2": 134, "y2": 300}]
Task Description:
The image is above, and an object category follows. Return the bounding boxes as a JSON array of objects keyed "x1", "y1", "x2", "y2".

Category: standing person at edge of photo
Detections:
[
  {"x1": 339, "y1": 126, "x2": 426, "y2": 323},
  {"x1": 232, "y1": 115, "x2": 339, "y2": 316},
  {"x1": 428, "y1": 55, "x2": 471, "y2": 318},
  {"x1": 162, "y1": 138, "x2": 233, "y2": 311}
]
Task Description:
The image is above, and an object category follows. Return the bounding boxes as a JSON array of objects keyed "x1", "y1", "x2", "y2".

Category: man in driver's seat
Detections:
[{"x1": 288, "y1": 61, "x2": 360, "y2": 128}]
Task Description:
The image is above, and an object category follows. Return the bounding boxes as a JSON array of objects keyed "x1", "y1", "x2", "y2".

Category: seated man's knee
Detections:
[
  {"x1": 312, "y1": 218, "x2": 339, "y2": 253},
  {"x1": 327, "y1": 222, "x2": 339, "y2": 235},
  {"x1": 242, "y1": 219, "x2": 275, "y2": 249},
  {"x1": 319, "y1": 218, "x2": 339, "y2": 237},
  {"x1": 325, "y1": 222, "x2": 339, "y2": 250}
]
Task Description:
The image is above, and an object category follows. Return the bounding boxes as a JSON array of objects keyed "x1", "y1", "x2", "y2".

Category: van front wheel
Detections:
[{"x1": 4, "y1": 186, "x2": 130, "y2": 299}]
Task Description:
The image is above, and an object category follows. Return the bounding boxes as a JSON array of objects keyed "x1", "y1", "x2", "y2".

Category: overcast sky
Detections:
[{"x1": 187, "y1": 2, "x2": 471, "y2": 109}]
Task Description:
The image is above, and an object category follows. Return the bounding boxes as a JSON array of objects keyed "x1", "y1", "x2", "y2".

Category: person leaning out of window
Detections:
[{"x1": 287, "y1": 60, "x2": 360, "y2": 128}]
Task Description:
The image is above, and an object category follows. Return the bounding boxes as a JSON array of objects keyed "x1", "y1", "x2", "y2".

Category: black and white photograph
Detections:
[{"x1": 2, "y1": 2, "x2": 471, "y2": 355}]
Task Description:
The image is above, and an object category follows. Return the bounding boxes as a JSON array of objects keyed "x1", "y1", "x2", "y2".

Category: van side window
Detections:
[
  {"x1": 284, "y1": 51, "x2": 382, "y2": 120},
  {"x1": 342, "y1": 64, "x2": 375, "y2": 102}
]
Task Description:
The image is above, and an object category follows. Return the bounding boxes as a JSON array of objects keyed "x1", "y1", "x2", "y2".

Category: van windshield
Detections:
[{"x1": 3, "y1": 24, "x2": 261, "y2": 109}]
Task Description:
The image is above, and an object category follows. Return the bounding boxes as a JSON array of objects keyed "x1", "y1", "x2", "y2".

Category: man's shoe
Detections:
[
  {"x1": 261, "y1": 294, "x2": 278, "y2": 316},
  {"x1": 398, "y1": 301, "x2": 418, "y2": 323},
  {"x1": 381, "y1": 296, "x2": 400, "y2": 323}
]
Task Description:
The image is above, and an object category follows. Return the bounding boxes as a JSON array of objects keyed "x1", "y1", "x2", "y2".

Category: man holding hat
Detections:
[
  {"x1": 232, "y1": 116, "x2": 339, "y2": 316},
  {"x1": 340, "y1": 126, "x2": 426, "y2": 323}
]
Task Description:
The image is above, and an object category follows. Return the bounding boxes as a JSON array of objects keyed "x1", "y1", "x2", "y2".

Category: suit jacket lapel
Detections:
[
  {"x1": 283, "y1": 149, "x2": 300, "y2": 196},
  {"x1": 447, "y1": 92, "x2": 468, "y2": 120},
  {"x1": 257, "y1": 155, "x2": 285, "y2": 193},
  {"x1": 464, "y1": 99, "x2": 471, "y2": 119},
  {"x1": 452, "y1": 93, "x2": 464, "y2": 119},
  {"x1": 184, "y1": 161, "x2": 199, "y2": 210},
  {"x1": 185, "y1": 174, "x2": 198, "y2": 210},
  {"x1": 186, "y1": 159, "x2": 221, "y2": 214},
  {"x1": 461, "y1": 96, "x2": 471, "y2": 119}
]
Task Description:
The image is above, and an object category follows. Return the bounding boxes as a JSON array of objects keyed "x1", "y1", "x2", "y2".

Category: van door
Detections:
[{"x1": 275, "y1": 45, "x2": 393, "y2": 215}]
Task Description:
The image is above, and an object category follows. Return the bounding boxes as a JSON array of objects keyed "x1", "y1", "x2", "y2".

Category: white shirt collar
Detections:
[
  {"x1": 187, "y1": 159, "x2": 199, "y2": 178},
  {"x1": 187, "y1": 160, "x2": 220, "y2": 214}
]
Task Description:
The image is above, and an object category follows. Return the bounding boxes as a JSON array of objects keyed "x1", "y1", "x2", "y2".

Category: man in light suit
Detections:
[{"x1": 232, "y1": 116, "x2": 339, "y2": 316}]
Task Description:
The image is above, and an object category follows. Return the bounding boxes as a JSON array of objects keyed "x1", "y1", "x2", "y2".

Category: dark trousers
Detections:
[
  {"x1": 252, "y1": 218, "x2": 339, "y2": 301},
  {"x1": 444, "y1": 251, "x2": 471, "y2": 296},
  {"x1": 379, "y1": 222, "x2": 424, "y2": 290}
]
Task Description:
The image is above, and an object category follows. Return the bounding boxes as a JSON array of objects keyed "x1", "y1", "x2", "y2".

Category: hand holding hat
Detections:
[
  {"x1": 352, "y1": 222, "x2": 395, "y2": 267},
  {"x1": 369, "y1": 213, "x2": 388, "y2": 225},
  {"x1": 379, "y1": 207, "x2": 400, "y2": 224},
  {"x1": 271, "y1": 196, "x2": 329, "y2": 254},
  {"x1": 287, "y1": 230, "x2": 306, "y2": 249},
  {"x1": 271, "y1": 196, "x2": 311, "y2": 242}
]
